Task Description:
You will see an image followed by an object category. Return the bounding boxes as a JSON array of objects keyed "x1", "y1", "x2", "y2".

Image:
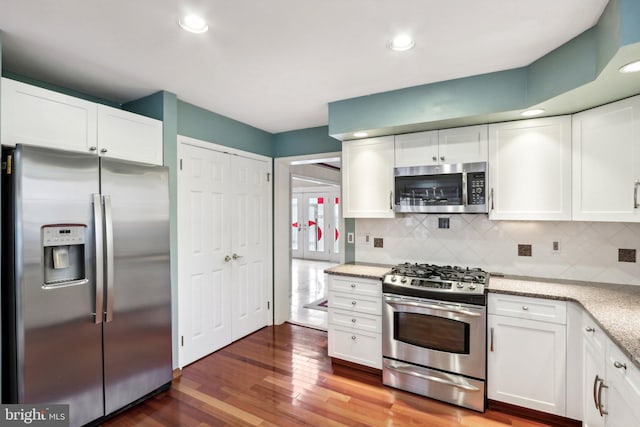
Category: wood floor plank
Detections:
[{"x1": 105, "y1": 324, "x2": 562, "y2": 427}]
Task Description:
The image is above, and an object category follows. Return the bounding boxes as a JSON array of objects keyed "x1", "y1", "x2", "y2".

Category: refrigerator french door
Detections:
[{"x1": 1, "y1": 144, "x2": 172, "y2": 427}]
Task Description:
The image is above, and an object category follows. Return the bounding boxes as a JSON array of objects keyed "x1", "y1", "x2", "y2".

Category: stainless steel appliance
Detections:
[
  {"x1": 394, "y1": 162, "x2": 487, "y2": 213},
  {"x1": 1, "y1": 144, "x2": 171, "y2": 426},
  {"x1": 382, "y1": 263, "x2": 488, "y2": 412}
]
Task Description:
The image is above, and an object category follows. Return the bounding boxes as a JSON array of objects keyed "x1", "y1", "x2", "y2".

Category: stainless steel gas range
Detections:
[{"x1": 382, "y1": 263, "x2": 488, "y2": 412}]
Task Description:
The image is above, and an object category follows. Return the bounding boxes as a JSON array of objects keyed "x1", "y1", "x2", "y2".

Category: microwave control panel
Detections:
[{"x1": 467, "y1": 172, "x2": 485, "y2": 205}]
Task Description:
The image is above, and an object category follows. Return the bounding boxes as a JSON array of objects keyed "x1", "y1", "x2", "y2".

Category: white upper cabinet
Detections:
[
  {"x1": 572, "y1": 95, "x2": 640, "y2": 222},
  {"x1": 1, "y1": 78, "x2": 163, "y2": 165},
  {"x1": 488, "y1": 116, "x2": 572, "y2": 221},
  {"x1": 394, "y1": 130, "x2": 438, "y2": 167},
  {"x1": 342, "y1": 136, "x2": 395, "y2": 218},
  {"x1": 1, "y1": 77, "x2": 98, "y2": 152},
  {"x1": 97, "y1": 105, "x2": 163, "y2": 165},
  {"x1": 437, "y1": 125, "x2": 488, "y2": 164},
  {"x1": 395, "y1": 125, "x2": 488, "y2": 167}
]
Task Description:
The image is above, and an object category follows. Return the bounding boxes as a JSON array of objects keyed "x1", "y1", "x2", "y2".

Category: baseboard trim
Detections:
[
  {"x1": 487, "y1": 400, "x2": 581, "y2": 427},
  {"x1": 172, "y1": 368, "x2": 182, "y2": 380}
]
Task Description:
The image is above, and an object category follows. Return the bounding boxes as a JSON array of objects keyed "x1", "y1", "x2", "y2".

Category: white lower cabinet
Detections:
[
  {"x1": 487, "y1": 294, "x2": 567, "y2": 416},
  {"x1": 582, "y1": 312, "x2": 640, "y2": 427},
  {"x1": 327, "y1": 275, "x2": 382, "y2": 369}
]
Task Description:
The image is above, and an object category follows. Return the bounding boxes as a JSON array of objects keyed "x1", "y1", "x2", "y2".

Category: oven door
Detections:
[{"x1": 383, "y1": 294, "x2": 486, "y2": 380}]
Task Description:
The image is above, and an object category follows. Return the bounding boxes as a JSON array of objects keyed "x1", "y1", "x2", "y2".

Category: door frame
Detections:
[
  {"x1": 273, "y1": 152, "x2": 342, "y2": 325},
  {"x1": 176, "y1": 135, "x2": 273, "y2": 368}
]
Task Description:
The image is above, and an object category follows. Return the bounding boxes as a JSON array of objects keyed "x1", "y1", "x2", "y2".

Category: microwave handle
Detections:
[
  {"x1": 490, "y1": 188, "x2": 494, "y2": 211},
  {"x1": 462, "y1": 172, "x2": 468, "y2": 206},
  {"x1": 389, "y1": 191, "x2": 393, "y2": 210}
]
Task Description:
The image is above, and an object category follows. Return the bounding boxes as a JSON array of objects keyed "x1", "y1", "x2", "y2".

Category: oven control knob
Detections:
[
  {"x1": 469, "y1": 284, "x2": 477, "y2": 291},
  {"x1": 456, "y1": 283, "x2": 464, "y2": 289},
  {"x1": 391, "y1": 275, "x2": 398, "y2": 282},
  {"x1": 400, "y1": 277, "x2": 407, "y2": 283}
]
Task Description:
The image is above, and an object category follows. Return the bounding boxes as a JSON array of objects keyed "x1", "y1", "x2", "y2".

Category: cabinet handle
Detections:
[
  {"x1": 350, "y1": 283, "x2": 356, "y2": 288},
  {"x1": 351, "y1": 301, "x2": 357, "y2": 306},
  {"x1": 585, "y1": 327, "x2": 595, "y2": 333},
  {"x1": 635, "y1": 180, "x2": 640, "y2": 209},
  {"x1": 593, "y1": 375, "x2": 600, "y2": 410},
  {"x1": 440, "y1": 156, "x2": 445, "y2": 162},
  {"x1": 490, "y1": 327, "x2": 494, "y2": 352},
  {"x1": 522, "y1": 306, "x2": 529, "y2": 311},
  {"x1": 351, "y1": 335, "x2": 357, "y2": 340},
  {"x1": 224, "y1": 255, "x2": 231, "y2": 262},
  {"x1": 432, "y1": 156, "x2": 437, "y2": 162},
  {"x1": 614, "y1": 361, "x2": 627, "y2": 370},
  {"x1": 389, "y1": 191, "x2": 393, "y2": 210},
  {"x1": 100, "y1": 148, "x2": 108, "y2": 154},
  {"x1": 351, "y1": 318, "x2": 356, "y2": 323},
  {"x1": 89, "y1": 146, "x2": 97, "y2": 152},
  {"x1": 597, "y1": 381, "x2": 608, "y2": 416}
]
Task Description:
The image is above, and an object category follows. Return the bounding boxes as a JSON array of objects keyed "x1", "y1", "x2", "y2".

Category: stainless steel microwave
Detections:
[{"x1": 394, "y1": 162, "x2": 487, "y2": 213}]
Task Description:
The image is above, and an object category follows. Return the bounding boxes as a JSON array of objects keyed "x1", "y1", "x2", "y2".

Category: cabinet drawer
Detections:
[
  {"x1": 582, "y1": 311, "x2": 606, "y2": 355},
  {"x1": 329, "y1": 275, "x2": 381, "y2": 297},
  {"x1": 329, "y1": 291, "x2": 381, "y2": 316},
  {"x1": 328, "y1": 326, "x2": 382, "y2": 369},
  {"x1": 488, "y1": 293, "x2": 566, "y2": 324},
  {"x1": 328, "y1": 308, "x2": 382, "y2": 333}
]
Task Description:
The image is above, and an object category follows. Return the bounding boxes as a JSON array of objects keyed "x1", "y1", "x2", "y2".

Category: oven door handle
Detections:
[
  {"x1": 385, "y1": 298, "x2": 482, "y2": 317},
  {"x1": 386, "y1": 362, "x2": 481, "y2": 391}
]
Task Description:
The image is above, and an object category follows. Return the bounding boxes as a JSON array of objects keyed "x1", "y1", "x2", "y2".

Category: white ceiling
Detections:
[{"x1": 0, "y1": 0, "x2": 609, "y2": 134}]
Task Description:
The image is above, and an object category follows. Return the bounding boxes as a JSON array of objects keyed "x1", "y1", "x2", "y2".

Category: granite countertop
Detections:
[
  {"x1": 325, "y1": 263, "x2": 640, "y2": 369},
  {"x1": 488, "y1": 276, "x2": 640, "y2": 369},
  {"x1": 324, "y1": 263, "x2": 392, "y2": 280}
]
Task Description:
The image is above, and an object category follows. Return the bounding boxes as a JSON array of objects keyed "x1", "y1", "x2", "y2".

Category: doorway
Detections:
[{"x1": 291, "y1": 185, "x2": 340, "y2": 262}]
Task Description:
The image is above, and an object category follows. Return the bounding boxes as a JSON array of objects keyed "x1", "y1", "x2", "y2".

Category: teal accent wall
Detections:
[
  {"x1": 177, "y1": 101, "x2": 272, "y2": 157},
  {"x1": 123, "y1": 92, "x2": 165, "y2": 121},
  {"x1": 329, "y1": 68, "x2": 527, "y2": 136},
  {"x1": 272, "y1": 126, "x2": 341, "y2": 157},
  {"x1": 328, "y1": 0, "x2": 640, "y2": 138},
  {"x1": 621, "y1": 0, "x2": 640, "y2": 46},
  {"x1": 2, "y1": 71, "x2": 121, "y2": 108}
]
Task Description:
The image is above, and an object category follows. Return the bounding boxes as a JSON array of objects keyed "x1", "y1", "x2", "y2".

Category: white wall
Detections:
[{"x1": 355, "y1": 214, "x2": 640, "y2": 285}]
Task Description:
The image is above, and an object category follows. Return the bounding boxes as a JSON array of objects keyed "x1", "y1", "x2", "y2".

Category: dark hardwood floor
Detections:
[{"x1": 104, "y1": 324, "x2": 555, "y2": 426}]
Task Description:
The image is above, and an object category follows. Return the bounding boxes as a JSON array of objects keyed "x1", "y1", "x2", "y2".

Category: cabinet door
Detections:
[
  {"x1": 97, "y1": 105, "x2": 163, "y2": 165},
  {"x1": 437, "y1": 125, "x2": 488, "y2": 164},
  {"x1": 488, "y1": 116, "x2": 572, "y2": 220},
  {"x1": 572, "y1": 95, "x2": 640, "y2": 222},
  {"x1": 606, "y1": 343, "x2": 640, "y2": 426},
  {"x1": 394, "y1": 131, "x2": 438, "y2": 167},
  {"x1": 1, "y1": 77, "x2": 97, "y2": 152},
  {"x1": 487, "y1": 314, "x2": 566, "y2": 416},
  {"x1": 582, "y1": 333, "x2": 606, "y2": 427},
  {"x1": 342, "y1": 136, "x2": 395, "y2": 218}
]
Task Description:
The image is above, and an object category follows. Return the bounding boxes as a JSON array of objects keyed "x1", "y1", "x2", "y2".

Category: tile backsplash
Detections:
[{"x1": 355, "y1": 214, "x2": 640, "y2": 285}]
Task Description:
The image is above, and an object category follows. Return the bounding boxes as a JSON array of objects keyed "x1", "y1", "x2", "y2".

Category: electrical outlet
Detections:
[
  {"x1": 552, "y1": 240, "x2": 561, "y2": 254},
  {"x1": 619, "y1": 248, "x2": 636, "y2": 263},
  {"x1": 438, "y1": 218, "x2": 450, "y2": 229},
  {"x1": 364, "y1": 233, "x2": 371, "y2": 245},
  {"x1": 373, "y1": 237, "x2": 383, "y2": 248},
  {"x1": 347, "y1": 232, "x2": 354, "y2": 244}
]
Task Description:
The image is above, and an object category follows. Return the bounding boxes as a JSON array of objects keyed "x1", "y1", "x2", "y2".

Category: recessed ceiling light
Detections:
[
  {"x1": 353, "y1": 132, "x2": 369, "y2": 138},
  {"x1": 521, "y1": 109, "x2": 545, "y2": 117},
  {"x1": 619, "y1": 60, "x2": 640, "y2": 73},
  {"x1": 179, "y1": 14, "x2": 208, "y2": 34},
  {"x1": 388, "y1": 34, "x2": 415, "y2": 52}
]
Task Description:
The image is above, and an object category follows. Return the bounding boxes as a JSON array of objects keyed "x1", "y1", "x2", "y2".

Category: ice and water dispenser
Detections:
[{"x1": 42, "y1": 224, "x2": 88, "y2": 288}]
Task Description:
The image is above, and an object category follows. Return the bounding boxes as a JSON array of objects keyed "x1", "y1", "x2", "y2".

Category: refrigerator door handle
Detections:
[
  {"x1": 93, "y1": 193, "x2": 104, "y2": 324},
  {"x1": 104, "y1": 195, "x2": 115, "y2": 323}
]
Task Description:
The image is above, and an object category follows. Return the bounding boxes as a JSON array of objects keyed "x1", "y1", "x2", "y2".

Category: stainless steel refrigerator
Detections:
[{"x1": 1, "y1": 144, "x2": 172, "y2": 426}]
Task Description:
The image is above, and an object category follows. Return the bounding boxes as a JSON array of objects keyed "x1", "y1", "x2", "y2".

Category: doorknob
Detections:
[
  {"x1": 224, "y1": 255, "x2": 231, "y2": 262},
  {"x1": 232, "y1": 253, "x2": 243, "y2": 260}
]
